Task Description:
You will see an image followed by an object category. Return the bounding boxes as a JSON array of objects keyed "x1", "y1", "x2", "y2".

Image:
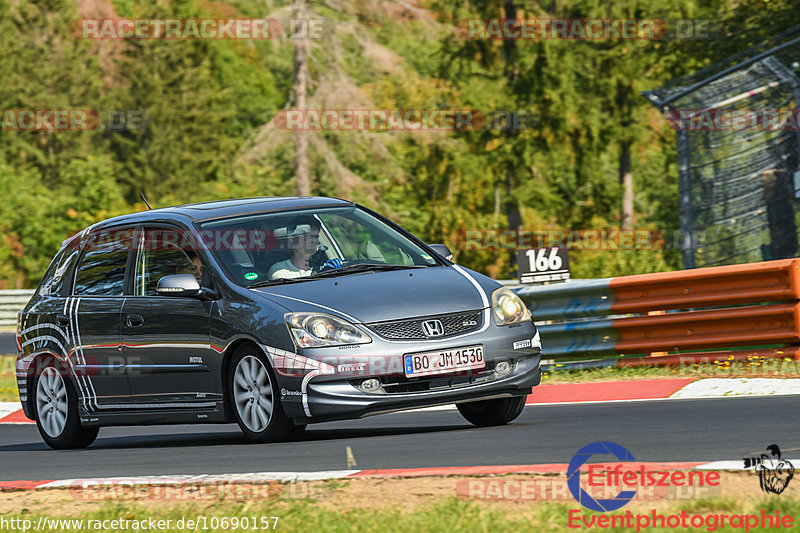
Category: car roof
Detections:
[{"x1": 90, "y1": 196, "x2": 356, "y2": 229}]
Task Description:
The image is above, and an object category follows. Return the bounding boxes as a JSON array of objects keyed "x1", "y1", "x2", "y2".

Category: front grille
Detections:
[
  {"x1": 381, "y1": 375, "x2": 473, "y2": 393},
  {"x1": 361, "y1": 364, "x2": 498, "y2": 393},
  {"x1": 366, "y1": 310, "x2": 482, "y2": 340}
]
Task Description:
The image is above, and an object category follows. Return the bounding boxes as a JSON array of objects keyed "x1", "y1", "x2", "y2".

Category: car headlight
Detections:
[
  {"x1": 285, "y1": 312, "x2": 372, "y2": 348},
  {"x1": 492, "y1": 288, "x2": 531, "y2": 326}
]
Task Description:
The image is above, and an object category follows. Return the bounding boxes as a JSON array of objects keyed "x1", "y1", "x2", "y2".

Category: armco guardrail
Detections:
[
  {"x1": 514, "y1": 259, "x2": 800, "y2": 359},
  {"x1": 5, "y1": 260, "x2": 800, "y2": 358},
  {"x1": 0, "y1": 289, "x2": 33, "y2": 327}
]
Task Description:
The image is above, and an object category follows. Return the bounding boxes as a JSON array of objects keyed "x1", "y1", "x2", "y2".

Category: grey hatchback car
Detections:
[{"x1": 16, "y1": 197, "x2": 542, "y2": 448}]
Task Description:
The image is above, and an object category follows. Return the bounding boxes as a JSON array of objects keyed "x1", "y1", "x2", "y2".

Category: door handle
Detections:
[
  {"x1": 56, "y1": 314, "x2": 70, "y2": 327},
  {"x1": 126, "y1": 314, "x2": 144, "y2": 328}
]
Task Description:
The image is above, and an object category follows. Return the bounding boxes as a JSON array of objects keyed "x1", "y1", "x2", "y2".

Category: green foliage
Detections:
[
  {"x1": 2, "y1": 0, "x2": 799, "y2": 286},
  {"x1": 0, "y1": 155, "x2": 127, "y2": 287},
  {"x1": 3, "y1": 494, "x2": 800, "y2": 532}
]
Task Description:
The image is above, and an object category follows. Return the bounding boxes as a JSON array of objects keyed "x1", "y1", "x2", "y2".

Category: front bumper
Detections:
[
  {"x1": 295, "y1": 355, "x2": 541, "y2": 423},
  {"x1": 274, "y1": 316, "x2": 542, "y2": 423}
]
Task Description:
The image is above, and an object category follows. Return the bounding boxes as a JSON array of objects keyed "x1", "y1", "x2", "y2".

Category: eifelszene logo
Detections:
[
  {"x1": 567, "y1": 441, "x2": 637, "y2": 512},
  {"x1": 743, "y1": 445, "x2": 795, "y2": 494},
  {"x1": 567, "y1": 441, "x2": 720, "y2": 512}
]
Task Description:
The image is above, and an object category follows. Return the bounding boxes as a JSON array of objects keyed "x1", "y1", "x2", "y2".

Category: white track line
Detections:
[
  {"x1": 19, "y1": 459, "x2": 800, "y2": 490},
  {"x1": 40, "y1": 471, "x2": 360, "y2": 488},
  {"x1": 696, "y1": 460, "x2": 800, "y2": 471}
]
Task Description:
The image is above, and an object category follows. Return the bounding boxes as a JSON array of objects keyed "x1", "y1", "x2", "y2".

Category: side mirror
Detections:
[
  {"x1": 429, "y1": 244, "x2": 453, "y2": 262},
  {"x1": 156, "y1": 274, "x2": 201, "y2": 297}
]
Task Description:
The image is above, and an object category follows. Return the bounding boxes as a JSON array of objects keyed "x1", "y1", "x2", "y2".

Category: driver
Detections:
[
  {"x1": 268, "y1": 216, "x2": 321, "y2": 280},
  {"x1": 175, "y1": 251, "x2": 203, "y2": 283}
]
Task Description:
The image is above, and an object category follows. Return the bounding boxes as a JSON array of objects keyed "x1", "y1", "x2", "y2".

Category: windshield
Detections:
[{"x1": 198, "y1": 206, "x2": 441, "y2": 287}]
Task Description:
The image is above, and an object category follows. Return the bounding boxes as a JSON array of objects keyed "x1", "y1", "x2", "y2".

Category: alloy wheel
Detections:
[
  {"x1": 233, "y1": 355, "x2": 274, "y2": 432},
  {"x1": 36, "y1": 367, "x2": 68, "y2": 438}
]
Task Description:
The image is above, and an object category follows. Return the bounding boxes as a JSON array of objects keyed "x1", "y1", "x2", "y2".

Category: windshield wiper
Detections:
[
  {"x1": 248, "y1": 264, "x2": 426, "y2": 288},
  {"x1": 248, "y1": 277, "x2": 308, "y2": 289},
  {"x1": 309, "y1": 263, "x2": 426, "y2": 279}
]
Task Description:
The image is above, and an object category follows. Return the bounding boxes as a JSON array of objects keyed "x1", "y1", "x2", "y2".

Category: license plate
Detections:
[{"x1": 404, "y1": 345, "x2": 485, "y2": 378}]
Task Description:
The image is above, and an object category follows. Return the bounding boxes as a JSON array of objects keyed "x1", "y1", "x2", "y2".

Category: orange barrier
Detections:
[
  {"x1": 609, "y1": 258, "x2": 800, "y2": 313},
  {"x1": 615, "y1": 302, "x2": 800, "y2": 353},
  {"x1": 522, "y1": 258, "x2": 800, "y2": 359}
]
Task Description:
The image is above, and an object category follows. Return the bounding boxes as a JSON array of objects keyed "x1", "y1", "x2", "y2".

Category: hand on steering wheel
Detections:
[{"x1": 321, "y1": 257, "x2": 343, "y2": 271}]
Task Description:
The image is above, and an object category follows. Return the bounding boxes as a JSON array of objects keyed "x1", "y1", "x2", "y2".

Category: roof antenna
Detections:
[{"x1": 140, "y1": 192, "x2": 153, "y2": 210}]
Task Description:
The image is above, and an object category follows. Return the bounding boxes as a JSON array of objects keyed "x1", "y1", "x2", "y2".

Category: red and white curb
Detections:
[
  {"x1": 669, "y1": 378, "x2": 800, "y2": 399},
  {"x1": 3, "y1": 460, "x2": 798, "y2": 491},
  {"x1": 0, "y1": 402, "x2": 31, "y2": 424},
  {"x1": 420, "y1": 377, "x2": 800, "y2": 412},
  {"x1": 3, "y1": 378, "x2": 800, "y2": 423}
]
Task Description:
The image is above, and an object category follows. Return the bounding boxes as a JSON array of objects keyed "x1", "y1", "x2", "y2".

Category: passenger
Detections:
[
  {"x1": 268, "y1": 217, "x2": 321, "y2": 280},
  {"x1": 176, "y1": 251, "x2": 203, "y2": 283}
]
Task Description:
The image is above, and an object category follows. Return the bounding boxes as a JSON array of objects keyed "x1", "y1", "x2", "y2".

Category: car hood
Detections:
[{"x1": 252, "y1": 265, "x2": 498, "y2": 323}]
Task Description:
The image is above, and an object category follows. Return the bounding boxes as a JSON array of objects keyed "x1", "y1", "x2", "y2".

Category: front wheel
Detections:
[
  {"x1": 229, "y1": 346, "x2": 294, "y2": 443},
  {"x1": 457, "y1": 395, "x2": 527, "y2": 427},
  {"x1": 33, "y1": 360, "x2": 99, "y2": 449}
]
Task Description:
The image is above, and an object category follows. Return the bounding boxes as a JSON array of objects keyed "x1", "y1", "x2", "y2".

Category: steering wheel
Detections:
[
  {"x1": 308, "y1": 249, "x2": 328, "y2": 273},
  {"x1": 311, "y1": 256, "x2": 381, "y2": 274}
]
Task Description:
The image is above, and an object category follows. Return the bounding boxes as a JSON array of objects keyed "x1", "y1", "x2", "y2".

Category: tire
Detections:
[
  {"x1": 228, "y1": 345, "x2": 294, "y2": 443},
  {"x1": 288, "y1": 423, "x2": 307, "y2": 441},
  {"x1": 32, "y1": 359, "x2": 99, "y2": 449},
  {"x1": 457, "y1": 395, "x2": 527, "y2": 427}
]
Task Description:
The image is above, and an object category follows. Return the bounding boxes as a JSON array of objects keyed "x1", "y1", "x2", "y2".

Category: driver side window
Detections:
[{"x1": 134, "y1": 229, "x2": 200, "y2": 296}]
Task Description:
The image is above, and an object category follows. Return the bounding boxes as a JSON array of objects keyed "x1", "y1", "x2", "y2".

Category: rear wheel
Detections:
[
  {"x1": 457, "y1": 395, "x2": 527, "y2": 427},
  {"x1": 33, "y1": 360, "x2": 99, "y2": 449},
  {"x1": 229, "y1": 346, "x2": 294, "y2": 443}
]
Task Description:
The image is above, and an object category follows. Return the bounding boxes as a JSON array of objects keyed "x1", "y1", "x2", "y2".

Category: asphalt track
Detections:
[
  {"x1": 0, "y1": 332, "x2": 16, "y2": 355},
  {"x1": 0, "y1": 396, "x2": 797, "y2": 482}
]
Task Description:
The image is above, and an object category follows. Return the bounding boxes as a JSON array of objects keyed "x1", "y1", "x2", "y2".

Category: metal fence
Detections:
[
  {"x1": 0, "y1": 290, "x2": 32, "y2": 328},
  {"x1": 644, "y1": 24, "x2": 800, "y2": 269}
]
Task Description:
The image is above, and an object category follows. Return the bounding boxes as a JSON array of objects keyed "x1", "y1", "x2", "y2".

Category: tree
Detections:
[{"x1": 292, "y1": 0, "x2": 311, "y2": 196}]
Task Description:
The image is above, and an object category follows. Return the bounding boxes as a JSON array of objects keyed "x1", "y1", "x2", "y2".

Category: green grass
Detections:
[
  {"x1": 0, "y1": 355, "x2": 18, "y2": 402},
  {"x1": 543, "y1": 356, "x2": 800, "y2": 384},
  {"x1": 3, "y1": 495, "x2": 798, "y2": 532}
]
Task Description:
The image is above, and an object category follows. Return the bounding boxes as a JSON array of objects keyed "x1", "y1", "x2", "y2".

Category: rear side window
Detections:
[
  {"x1": 36, "y1": 247, "x2": 67, "y2": 297},
  {"x1": 36, "y1": 244, "x2": 81, "y2": 297},
  {"x1": 73, "y1": 229, "x2": 135, "y2": 296},
  {"x1": 50, "y1": 247, "x2": 80, "y2": 296}
]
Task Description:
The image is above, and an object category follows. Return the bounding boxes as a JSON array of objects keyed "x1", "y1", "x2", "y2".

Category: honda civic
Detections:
[{"x1": 16, "y1": 197, "x2": 541, "y2": 448}]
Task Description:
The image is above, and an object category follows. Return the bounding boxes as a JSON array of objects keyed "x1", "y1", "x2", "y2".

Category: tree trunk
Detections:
[
  {"x1": 620, "y1": 139, "x2": 634, "y2": 229},
  {"x1": 293, "y1": 0, "x2": 310, "y2": 196},
  {"x1": 505, "y1": 166, "x2": 522, "y2": 275},
  {"x1": 501, "y1": 1, "x2": 521, "y2": 274},
  {"x1": 616, "y1": 79, "x2": 634, "y2": 230}
]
